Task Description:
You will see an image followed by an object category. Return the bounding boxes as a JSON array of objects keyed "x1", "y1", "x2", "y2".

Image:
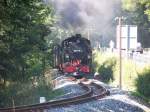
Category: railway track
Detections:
[{"x1": 0, "y1": 81, "x2": 109, "y2": 112}]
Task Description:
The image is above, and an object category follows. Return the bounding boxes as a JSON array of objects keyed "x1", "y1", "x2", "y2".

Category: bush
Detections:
[
  {"x1": 98, "y1": 57, "x2": 116, "y2": 83},
  {"x1": 0, "y1": 76, "x2": 62, "y2": 107},
  {"x1": 135, "y1": 67, "x2": 150, "y2": 97}
]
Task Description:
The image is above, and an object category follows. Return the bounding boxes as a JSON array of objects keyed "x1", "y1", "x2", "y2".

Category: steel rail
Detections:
[
  {"x1": 0, "y1": 82, "x2": 109, "y2": 112},
  {"x1": 0, "y1": 83, "x2": 92, "y2": 112}
]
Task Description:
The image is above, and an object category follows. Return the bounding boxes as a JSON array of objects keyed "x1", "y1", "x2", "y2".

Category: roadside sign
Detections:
[{"x1": 116, "y1": 25, "x2": 137, "y2": 50}]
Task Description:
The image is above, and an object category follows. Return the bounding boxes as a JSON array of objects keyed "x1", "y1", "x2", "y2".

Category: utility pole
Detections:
[
  {"x1": 58, "y1": 29, "x2": 63, "y2": 44},
  {"x1": 115, "y1": 16, "x2": 126, "y2": 89},
  {"x1": 12, "y1": 98, "x2": 15, "y2": 112},
  {"x1": 87, "y1": 26, "x2": 95, "y2": 40}
]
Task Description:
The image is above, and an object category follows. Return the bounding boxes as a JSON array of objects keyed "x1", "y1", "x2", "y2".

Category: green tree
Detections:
[
  {"x1": 0, "y1": 0, "x2": 54, "y2": 85},
  {"x1": 139, "y1": 0, "x2": 150, "y2": 20},
  {"x1": 122, "y1": 0, "x2": 150, "y2": 47}
]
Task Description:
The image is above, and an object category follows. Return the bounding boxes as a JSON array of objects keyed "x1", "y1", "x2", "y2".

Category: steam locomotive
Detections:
[{"x1": 53, "y1": 34, "x2": 92, "y2": 78}]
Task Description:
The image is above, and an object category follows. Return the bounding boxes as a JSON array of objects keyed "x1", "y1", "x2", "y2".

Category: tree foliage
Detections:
[
  {"x1": 0, "y1": 0, "x2": 54, "y2": 85},
  {"x1": 122, "y1": 0, "x2": 150, "y2": 47},
  {"x1": 139, "y1": 0, "x2": 150, "y2": 20},
  {"x1": 122, "y1": 0, "x2": 150, "y2": 20}
]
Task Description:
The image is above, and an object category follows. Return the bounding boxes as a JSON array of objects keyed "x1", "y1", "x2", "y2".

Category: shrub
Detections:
[
  {"x1": 98, "y1": 57, "x2": 116, "y2": 83},
  {"x1": 135, "y1": 67, "x2": 150, "y2": 97},
  {"x1": 0, "y1": 76, "x2": 62, "y2": 107}
]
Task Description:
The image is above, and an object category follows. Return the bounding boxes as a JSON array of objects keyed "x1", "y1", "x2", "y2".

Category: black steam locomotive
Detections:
[{"x1": 53, "y1": 34, "x2": 92, "y2": 77}]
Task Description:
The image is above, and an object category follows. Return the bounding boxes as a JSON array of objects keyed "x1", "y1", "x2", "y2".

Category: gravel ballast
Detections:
[{"x1": 47, "y1": 77, "x2": 150, "y2": 112}]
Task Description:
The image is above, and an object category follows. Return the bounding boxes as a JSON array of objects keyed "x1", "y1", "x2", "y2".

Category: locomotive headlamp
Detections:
[
  {"x1": 65, "y1": 54, "x2": 69, "y2": 58},
  {"x1": 88, "y1": 55, "x2": 91, "y2": 59}
]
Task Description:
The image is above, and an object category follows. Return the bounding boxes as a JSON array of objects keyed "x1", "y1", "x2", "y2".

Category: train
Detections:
[{"x1": 53, "y1": 34, "x2": 92, "y2": 78}]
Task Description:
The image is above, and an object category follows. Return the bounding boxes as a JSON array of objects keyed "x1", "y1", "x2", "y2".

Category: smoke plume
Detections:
[{"x1": 47, "y1": 0, "x2": 121, "y2": 46}]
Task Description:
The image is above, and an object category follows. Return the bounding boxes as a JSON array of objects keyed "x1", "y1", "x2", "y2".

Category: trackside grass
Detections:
[{"x1": 93, "y1": 50, "x2": 150, "y2": 103}]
